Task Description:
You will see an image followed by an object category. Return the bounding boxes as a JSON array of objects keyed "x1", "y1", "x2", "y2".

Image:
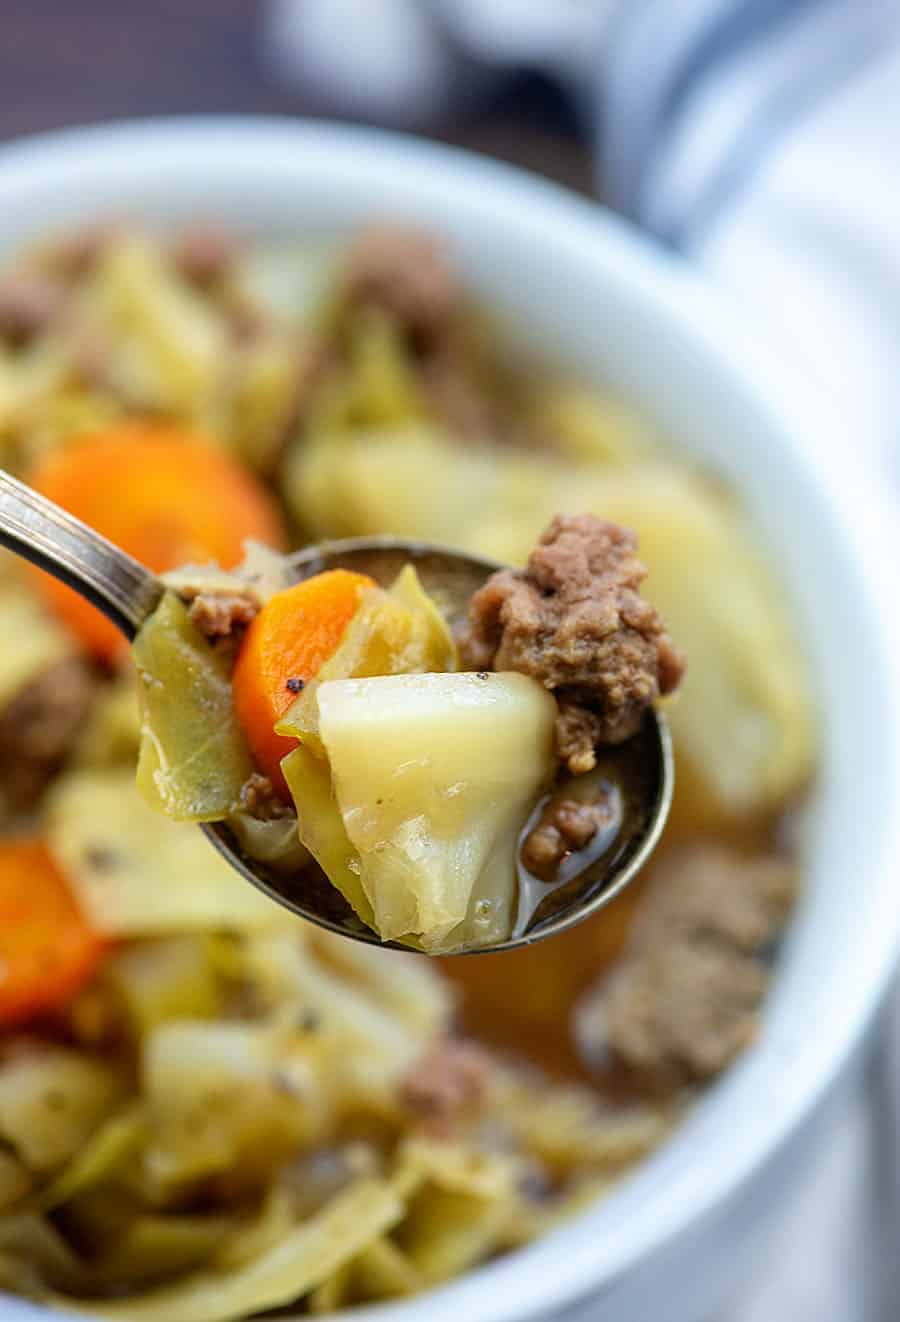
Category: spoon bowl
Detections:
[
  {"x1": 206, "y1": 536, "x2": 674, "y2": 953},
  {"x1": 0, "y1": 474, "x2": 673, "y2": 955}
]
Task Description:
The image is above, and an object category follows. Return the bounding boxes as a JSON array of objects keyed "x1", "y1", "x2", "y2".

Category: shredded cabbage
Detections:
[
  {"x1": 63, "y1": 1178, "x2": 404, "y2": 1322},
  {"x1": 46, "y1": 769, "x2": 276, "y2": 934},
  {"x1": 0, "y1": 1047, "x2": 123, "y2": 1173},
  {"x1": 134, "y1": 592, "x2": 253, "y2": 822}
]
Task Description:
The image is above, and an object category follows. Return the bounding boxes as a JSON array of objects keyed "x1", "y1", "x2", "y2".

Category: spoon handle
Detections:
[{"x1": 0, "y1": 469, "x2": 162, "y2": 640}]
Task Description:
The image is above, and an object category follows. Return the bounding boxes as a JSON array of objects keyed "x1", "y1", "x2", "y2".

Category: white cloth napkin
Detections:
[{"x1": 260, "y1": 5, "x2": 900, "y2": 1320}]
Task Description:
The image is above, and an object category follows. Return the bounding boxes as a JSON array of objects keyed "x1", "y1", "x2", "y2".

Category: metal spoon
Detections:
[{"x1": 0, "y1": 470, "x2": 673, "y2": 955}]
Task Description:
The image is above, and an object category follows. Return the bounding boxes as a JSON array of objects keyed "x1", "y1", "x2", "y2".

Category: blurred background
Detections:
[{"x1": 0, "y1": 0, "x2": 592, "y2": 192}]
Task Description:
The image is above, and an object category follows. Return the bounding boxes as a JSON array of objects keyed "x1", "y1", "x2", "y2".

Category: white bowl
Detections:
[{"x1": 1, "y1": 118, "x2": 899, "y2": 1322}]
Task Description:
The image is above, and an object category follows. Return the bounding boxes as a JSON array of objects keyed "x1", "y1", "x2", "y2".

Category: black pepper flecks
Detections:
[{"x1": 285, "y1": 677, "x2": 305, "y2": 693}]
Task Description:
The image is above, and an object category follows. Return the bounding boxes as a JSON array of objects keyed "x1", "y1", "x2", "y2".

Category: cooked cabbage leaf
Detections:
[
  {"x1": 392, "y1": 1138, "x2": 519, "y2": 1286},
  {"x1": 286, "y1": 672, "x2": 555, "y2": 952},
  {"x1": 63, "y1": 1178, "x2": 404, "y2": 1322},
  {"x1": 74, "y1": 669, "x2": 141, "y2": 769},
  {"x1": 46, "y1": 769, "x2": 276, "y2": 935},
  {"x1": 244, "y1": 929, "x2": 429, "y2": 1108},
  {"x1": 309, "y1": 927, "x2": 454, "y2": 1035},
  {"x1": 83, "y1": 236, "x2": 227, "y2": 426},
  {"x1": 105, "y1": 936, "x2": 221, "y2": 1037},
  {"x1": 280, "y1": 744, "x2": 373, "y2": 925},
  {"x1": 0, "y1": 1047, "x2": 123, "y2": 1173},
  {"x1": 88, "y1": 1213, "x2": 233, "y2": 1290},
  {"x1": 39, "y1": 1105, "x2": 146, "y2": 1211},
  {"x1": 0, "y1": 571, "x2": 74, "y2": 710},
  {"x1": 225, "y1": 811, "x2": 311, "y2": 875},
  {"x1": 134, "y1": 592, "x2": 253, "y2": 822},
  {"x1": 161, "y1": 541, "x2": 290, "y2": 607},
  {"x1": 141, "y1": 1018, "x2": 329, "y2": 1193}
]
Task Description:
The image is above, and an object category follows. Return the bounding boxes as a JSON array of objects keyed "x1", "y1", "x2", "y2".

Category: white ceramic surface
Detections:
[{"x1": 0, "y1": 118, "x2": 898, "y2": 1322}]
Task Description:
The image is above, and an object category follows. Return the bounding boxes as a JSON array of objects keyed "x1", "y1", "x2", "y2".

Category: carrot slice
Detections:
[
  {"x1": 233, "y1": 569, "x2": 375, "y2": 795},
  {"x1": 29, "y1": 423, "x2": 286, "y2": 664},
  {"x1": 0, "y1": 840, "x2": 104, "y2": 1026}
]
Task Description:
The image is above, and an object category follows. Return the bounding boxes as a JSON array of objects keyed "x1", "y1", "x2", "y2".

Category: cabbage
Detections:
[
  {"x1": 243, "y1": 930, "x2": 427, "y2": 1108},
  {"x1": 39, "y1": 1105, "x2": 146, "y2": 1211},
  {"x1": 133, "y1": 592, "x2": 252, "y2": 822},
  {"x1": 309, "y1": 928, "x2": 454, "y2": 1035},
  {"x1": 47, "y1": 769, "x2": 275, "y2": 935},
  {"x1": 64, "y1": 1177, "x2": 404, "y2": 1322},
  {"x1": 392, "y1": 1139, "x2": 519, "y2": 1286},
  {"x1": 285, "y1": 673, "x2": 556, "y2": 952},
  {"x1": 348, "y1": 1235, "x2": 421, "y2": 1301},
  {"x1": 0, "y1": 1213, "x2": 87, "y2": 1293},
  {"x1": 74, "y1": 670, "x2": 141, "y2": 769},
  {"x1": 225, "y1": 812, "x2": 310, "y2": 875},
  {"x1": 0, "y1": 1149, "x2": 31, "y2": 1211},
  {"x1": 104, "y1": 937, "x2": 221, "y2": 1036},
  {"x1": 89, "y1": 1213, "x2": 233, "y2": 1290},
  {"x1": 0, "y1": 1047, "x2": 123, "y2": 1173},
  {"x1": 161, "y1": 541, "x2": 290, "y2": 607},
  {"x1": 140, "y1": 1018, "x2": 328, "y2": 1194},
  {"x1": 0, "y1": 576, "x2": 74, "y2": 710},
  {"x1": 85, "y1": 236, "x2": 227, "y2": 425}
]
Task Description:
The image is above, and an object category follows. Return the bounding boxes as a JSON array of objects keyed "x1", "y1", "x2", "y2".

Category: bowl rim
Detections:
[{"x1": 1, "y1": 116, "x2": 899, "y2": 1322}]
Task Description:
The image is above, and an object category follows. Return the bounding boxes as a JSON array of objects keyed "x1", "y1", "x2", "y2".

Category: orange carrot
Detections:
[
  {"x1": 0, "y1": 840, "x2": 104, "y2": 1027},
  {"x1": 29, "y1": 423, "x2": 286, "y2": 663},
  {"x1": 233, "y1": 569, "x2": 375, "y2": 795}
]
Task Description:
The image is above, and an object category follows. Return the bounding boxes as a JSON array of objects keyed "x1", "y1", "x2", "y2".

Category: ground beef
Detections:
[
  {"x1": 65, "y1": 329, "x2": 118, "y2": 392},
  {"x1": 460, "y1": 514, "x2": 685, "y2": 773},
  {"x1": 521, "y1": 786, "x2": 618, "y2": 880},
  {"x1": 0, "y1": 657, "x2": 97, "y2": 809},
  {"x1": 172, "y1": 223, "x2": 239, "y2": 288},
  {"x1": 418, "y1": 346, "x2": 501, "y2": 438},
  {"x1": 400, "y1": 1038, "x2": 490, "y2": 1135},
  {"x1": 0, "y1": 271, "x2": 65, "y2": 347},
  {"x1": 41, "y1": 223, "x2": 118, "y2": 280},
  {"x1": 340, "y1": 226, "x2": 531, "y2": 445},
  {"x1": 186, "y1": 589, "x2": 260, "y2": 642},
  {"x1": 239, "y1": 771, "x2": 292, "y2": 822},
  {"x1": 342, "y1": 225, "x2": 459, "y2": 341},
  {"x1": 577, "y1": 845, "x2": 798, "y2": 1089},
  {"x1": 553, "y1": 700, "x2": 608, "y2": 777}
]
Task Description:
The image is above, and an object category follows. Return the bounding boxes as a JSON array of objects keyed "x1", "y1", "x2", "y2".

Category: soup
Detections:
[{"x1": 0, "y1": 222, "x2": 814, "y2": 1318}]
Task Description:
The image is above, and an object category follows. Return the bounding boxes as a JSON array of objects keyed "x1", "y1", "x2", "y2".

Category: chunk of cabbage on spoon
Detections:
[{"x1": 133, "y1": 516, "x2": 684, "y2": 954}]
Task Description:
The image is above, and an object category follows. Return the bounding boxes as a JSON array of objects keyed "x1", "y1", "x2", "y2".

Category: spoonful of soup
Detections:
[{"x1": 0, "y1": 469, "x2": 682, "y2": 954}]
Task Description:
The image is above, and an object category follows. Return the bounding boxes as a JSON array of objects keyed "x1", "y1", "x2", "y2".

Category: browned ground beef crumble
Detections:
[
  {"x1": 579, "y1": 845, "x2": 798, "y2": 1088},
  {"x1": 40, "y1": 223, "x2": 118, "y2": 281},
  {"x1": 400, "y1": 1037, "x2": 490, "y2": 1135},
  {"x1": 186, "y1": 589, "x2": 260, "y2": 642},
  {"x1": 342, "y1": 225, "x2": 459, "y2": 341},
  {"x1": 0, "y1": 270, "x2": 66, "y2": 347},
  {"x1": 342, "y1": 226, "x2": 515, "y2": 440},
  {"x1": 239, "y1": 771, "x2": 293, "y2": 821},
  {"x1": 0, "y1": 657, "x2": 97, "y2": 808},
  {"x1": 171, "y1": 223, "x2": 239, "y2": 289},
  {"x1": 521, "y1": 787, "x2": 618, "y2": 880},
  {"x1": 460, "y1": 513, "x2": 685, "y2": 774}
]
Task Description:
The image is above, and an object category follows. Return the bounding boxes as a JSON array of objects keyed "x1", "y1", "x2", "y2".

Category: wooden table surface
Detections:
[{"x1": 0, "y1": 0, "x2": 593, "y2": 193}]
